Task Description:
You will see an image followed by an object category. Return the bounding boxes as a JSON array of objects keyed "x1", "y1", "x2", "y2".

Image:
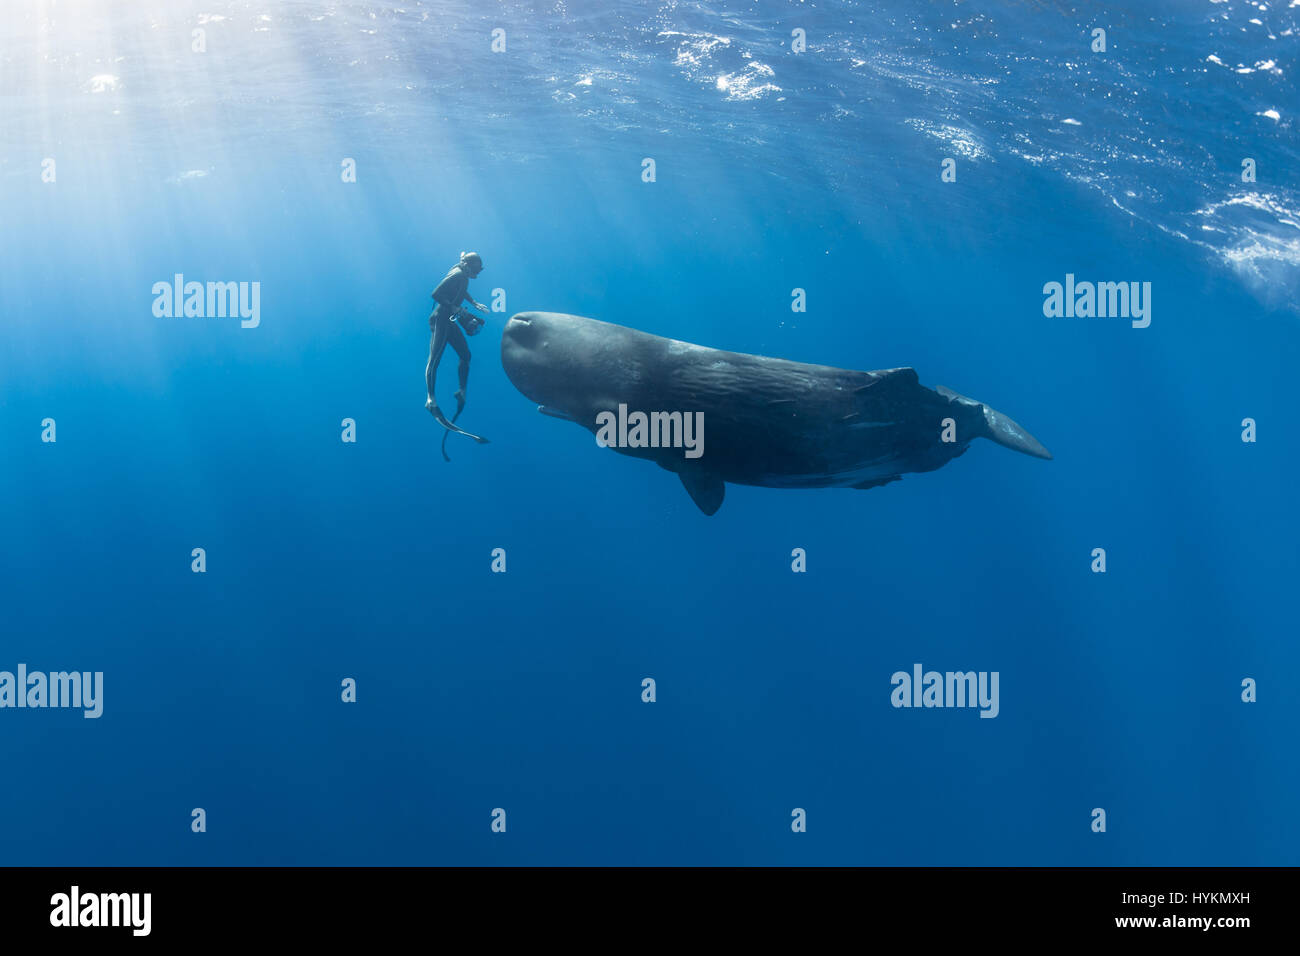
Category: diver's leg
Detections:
[
  {"x1": 426, "y1": 315, "x2": 450, "y2": 410},
  {"x1": 425, "y1": 332, "x2": 437, "y2": 403},
  {"x1": 449, "y1": 324, "x2": 471, "y2": 405}
]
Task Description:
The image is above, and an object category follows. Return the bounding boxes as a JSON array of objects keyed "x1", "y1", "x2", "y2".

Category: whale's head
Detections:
[
  {"x1": 501, "y1": 311, "x2": 573, "y2": 407},
  {"x1": 501, "y1": 311, "x2": 641, "y2": 423}
]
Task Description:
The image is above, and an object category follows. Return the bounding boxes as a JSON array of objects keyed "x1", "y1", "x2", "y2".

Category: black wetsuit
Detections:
[{"x1": 426, "y1": 265, "x2": 477, "y2": 403}]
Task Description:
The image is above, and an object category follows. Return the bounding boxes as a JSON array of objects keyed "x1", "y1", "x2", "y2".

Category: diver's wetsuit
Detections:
[{"x1": 426, "y1": 265, "x2": 476, "y2": 405}]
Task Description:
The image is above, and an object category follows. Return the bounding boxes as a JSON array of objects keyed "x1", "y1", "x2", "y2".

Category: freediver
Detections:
[{"x1": 426, "y1": 251, "x2": 491, "y2": 453}]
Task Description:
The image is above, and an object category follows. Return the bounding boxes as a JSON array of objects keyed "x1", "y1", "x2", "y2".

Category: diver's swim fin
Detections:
[
  {"x1": 439, "y1": 395, "x2": 464, "y2": 462},
  {"x1": 429, "y1": 400, "x2": 489, "y2": 461}
]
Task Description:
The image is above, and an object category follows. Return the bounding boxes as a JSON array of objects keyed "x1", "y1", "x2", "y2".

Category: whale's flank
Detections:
[{"x1": 501, "y1": 311, "x2": 1051, "y2": 514}]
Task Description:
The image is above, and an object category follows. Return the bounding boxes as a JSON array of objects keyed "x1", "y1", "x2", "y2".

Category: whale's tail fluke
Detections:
[
  {"x1": 979, "y1": 403, "x2": 1053, "y2": 460},
  {"x1": 935, "y1": 386, "x2": 1053, "y2": 460}
]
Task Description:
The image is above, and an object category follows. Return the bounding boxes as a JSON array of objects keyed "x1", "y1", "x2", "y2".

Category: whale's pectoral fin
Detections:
[{"x1": 678, "y1": 468, "x2": 725, "y2": 516}]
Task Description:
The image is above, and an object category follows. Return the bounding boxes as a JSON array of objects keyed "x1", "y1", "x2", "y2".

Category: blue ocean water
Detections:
[{"x1": 1, "y1": 0, "x2": 1297, "y2": 866}]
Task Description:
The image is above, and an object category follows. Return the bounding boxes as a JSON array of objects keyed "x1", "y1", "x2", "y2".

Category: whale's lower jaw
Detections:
[
  {"x1": 744, "y1": 469, "x2": 904, "y2": 490},
  {"x1": 607, "y1": 440, "x2": 970, "y2": 490},
  {"x1": 732, "y1": 452, "x2": 965, "y2": 490}
]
